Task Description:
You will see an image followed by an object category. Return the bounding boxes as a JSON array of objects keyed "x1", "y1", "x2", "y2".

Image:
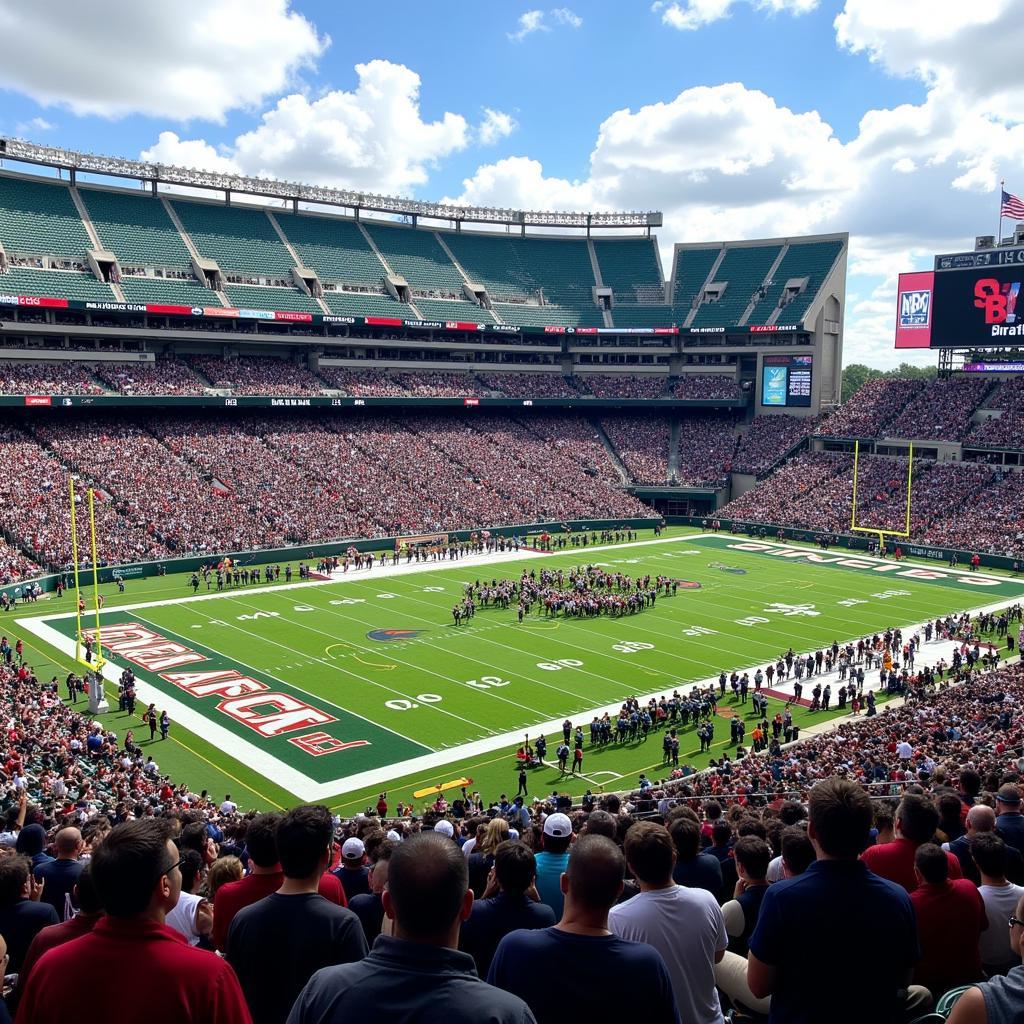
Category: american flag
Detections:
[{"x1": 1002, "y1": 189, "x2": 1024, "y2": 220}]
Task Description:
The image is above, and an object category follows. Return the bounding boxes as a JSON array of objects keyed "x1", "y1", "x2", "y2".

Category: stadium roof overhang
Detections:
[{"x1": 0, "y1": 137, "x2": 663, "y2": 231}]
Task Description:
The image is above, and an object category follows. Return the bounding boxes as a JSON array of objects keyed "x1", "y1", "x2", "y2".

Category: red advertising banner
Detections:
[
  {"x1": 364, "y1": 317, "x2": 404, "y2": 327},
  {"x1": 144, "y1": 304, "x2": 194, "y2": 316},
  {"x1": 894, "y1": 271, "x2": 934, "y2": 349},
  {"x1": 273, "y1": 311, "x2": 313, "y2": 323},
  {"x1": 24, "y1": 396, "x2": 53, "y2": 407}
]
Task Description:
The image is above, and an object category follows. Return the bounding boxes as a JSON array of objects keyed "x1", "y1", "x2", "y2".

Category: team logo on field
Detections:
[
  {"x1": 708, "y1": 562, "x2": 747, "y2": 575},
  {"x1": 367, "y1": 629, "x2": 425, "y2": 641},
  {"x1": 678, "y1": 580, "x2": 702, "y2": 589}
]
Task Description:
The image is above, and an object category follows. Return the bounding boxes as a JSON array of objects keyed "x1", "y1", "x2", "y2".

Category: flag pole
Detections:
[{"x1": 999, "y1": 177, "x2": 1005, "y2": 245}]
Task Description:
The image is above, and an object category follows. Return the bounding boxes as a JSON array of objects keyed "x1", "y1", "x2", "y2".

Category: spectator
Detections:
[
  {"x1": 721, "y1": 835, "x2": 771, "y2": 957},
  {"x1": 489, "y1": 834, "x2": 678, "y2": 1024},
  {"x1": 164, "y1": 849, "x2": 212, "y2": 947},
  {"x1": 213, "y1": 812, "x2": 344, "y2": 951},
  {"x1": 997, "y1": 783, "x2": 1024, "y2": 857},
  {"x1": 533, "y1": 812, "x2": 573, "y2": 919},
  {"x1": 0, "y1": 854, "x2": 57, "y2": 973},
  {"x1": 460, "y1": 840, "x2": 555, "y2": 977},
  {"x1": 946, "y1": 890, "x2": 1024, "y2": 1024},
  {"x1": 16, "y1": 818, "x2": 251, "y2": 1024},
  {"x1": 947, "y1": 805, "x2": 1024, "y2": 886},
  {"x1": 33, "y1": 826, "x2": 83, "y2": 920},
  {"x1": 347, "y1": 841, "x2": 393, "y2": 947},
  {"x1": 19, "y1": 863, "x2": 103, "y2": 992},
  {"x1": 227, "y1": 805, "x2": 367, "y2": 1024},
  {"x1": 289, "y1": 833, "x2": 532, "y2": 1024},
  {"x1": 862, "y1": 793, "x2": 963, "y2": 892},
  {"x1": 909, "y1": 842, "x2": 986, "y2": 997},
  {"x1": 669, "y1": 816, "x2": 723, "y2": 901},
  {"x1": 747, "y1": 778, "x2": 927, "y2": 1024},
  {"x1": 609, "y1": 821, "x2": 727, "y2": 1024},
  {"x1": 973, "y1": 834, "x2": 1024, "y2": 976},
  {"x1": 332, "y1": 837, "x2": 370, "y2": 901}
]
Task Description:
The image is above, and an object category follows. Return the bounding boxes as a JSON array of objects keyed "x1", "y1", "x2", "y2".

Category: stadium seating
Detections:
[
  {"x1": 275, "y1": 212, "x2": 386, "y2": 285},
  {"x1": 600, "y1": 414, "x2": 672, "y2": 484},
  {"x1": 578, "y1": 374, "x2": 668, "y2": 399},
  {"x1": 170, "y1": 200, "x2": 294, "y2": 277},
  {"x1": 690, "y1": 244, "x2": 781, "y2": 328},
  {"x1": 671, "y1": 375, "x2": 742, "y2": 400},
  {"x1": 886, "y1": 376, "x2": 991, "y2": 442},
  {"x1": 671, "y1": 246, "x2": 722, "y2": 312},
  {"x1": 185, "y1": 356, "x2": 326, "y2": 396},
  {"x1": 322, "y1": 289, "x2": 416, "y2": 318},
  {"x1": 80, "y1": 187, "x2": 192, "y2": 268},
  {"x1": 676, "y1": 415, "x2": 737, "y2": 486},
  {"x1": 93, "y1": 359, "x2": 208, "y2": 396},
  {"x1": 0, "y1": 361, "x2": 103, "y2": 395},
  {"x1": 477, "y1": 373, "x2": 581, "y2": 398},
  {"x1": 413, "y1": 298, "x2": 496, "y2": 323},
  {"x1": 0, "y1": 176, "x2": 91, "y2": 260},
  {"x1": 119, "y1": 275, "x2": 222, "y2": 306},
  {"x1": 223, "y1": 284, "x2": 321, "y2": 313},
  {"x1": 732, "y1": 413, "x2": 817, "y2": 475},
  {"x1": 492, "y1": 301, "x2": 600, "y2": 327},
  {"x1": 0, "y1": 266, "x2": 115, "y2": 301},
  {"x1": 592, "y1": 238, "x2": 663, "y2": 302},
  {"x1": 745, "y1": 240, "x2": 843, "y2": 325},
  {"x1": 816, "y1": 377, "x2": 927, "y2": 438},
  {"x1": 609, "y1": 304, "x2": 683, "y2": 327},
  {"x1": 364, "y1": 224, "x2": 465, "y2": 293}
]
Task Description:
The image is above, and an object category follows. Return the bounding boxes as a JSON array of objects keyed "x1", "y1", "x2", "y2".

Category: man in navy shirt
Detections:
[
  {"x1": 34, "y1": 827, "x2": 83, "y2": 921},
  {"x1": 747, "y1": 778, "x2": 928, "y2": 1023},
  {"x1": 670, "y1": 817, "x2": 724, "y2": 902},
  {"x1": 488, "y1": 835, "x2": 679, "y2": 1024},
  {"x1": 460, "y1": 840, "x2": 555, "y2": 977},
  {"x1": 289, "y1": 833, "x2": 533, "y2": 1024},
  {"x1": 996, "y1": 784, "x2": 1024, "y2": 858}
]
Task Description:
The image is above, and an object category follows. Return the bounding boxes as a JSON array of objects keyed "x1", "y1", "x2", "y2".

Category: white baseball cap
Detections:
[
  {"x1": 386, "y1": 829, "x2": 403, "y2": 842},
  {"x1": 543, "y1": 813, "x2": 572, "y2": 838},
  {"x1": 433, "y1": 819, "x2": 455, "y2": 837},
  {"x1": 341, "y1": 837, "x2": 365, "y2": 859}
]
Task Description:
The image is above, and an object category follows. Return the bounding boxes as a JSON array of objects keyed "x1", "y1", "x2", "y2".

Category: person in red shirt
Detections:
[
  {"x1": 212, "y1": 812, "x2": 345, "y2": 952},
  {"x1": 16, "y1": 818, "x2": 251, "y2": 1024},
  {"x1": 910, "y1": 843, "x2": 986, "y2": 998},
  {"x1": 862, "y1": 794, "x2": 962, "y2": 893},
  {"x1": 18, "y1": 863, "x2": 103, "y2": 993}
]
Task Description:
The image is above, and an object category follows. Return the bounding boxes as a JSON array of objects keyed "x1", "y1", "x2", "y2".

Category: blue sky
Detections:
[{"x1": 1, "y1": 1, "x2": 1021, "y2": 368}]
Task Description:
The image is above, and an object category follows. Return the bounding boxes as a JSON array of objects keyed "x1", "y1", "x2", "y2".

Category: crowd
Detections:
[
  {"x1": 580, "y1": 374, "x2": 668, "y2": 399},
  {"x1": 676, "y1": 416, "x2": 737, "y2": 487},
  {"x1": 0, "y1": 363, "x2": 104, "y2": 397},
  {"x1": 601, "y1": 414, "x2": 672, "y2": 484},
  {"x1": 185, "y1": 357, "x2": 328, "y2": 397},
  {"x1": 3, "y1": 619, "x2": 1024, "y2": 1021},
  {"x1": 886, "y1": 376, "x2": 992, "y2": 443},
  {"x1": 967, "y1": 379, "x2": 1024, "y2": 447},
  {"x1": 672, "y1": 375, "x2": 742, "y2": 400},
  {"x1": 816, "y1": 378, "x2": 927, "y2": 438},
  {"x1": 732, "y1": 415, "x2": 817, "y2": 476},
  {"x1": 477, "y1": 374, "x2": 581, "y2": 399},
  {"x1": 93, "y1": 360, "x2": 209, "y2": 397}
]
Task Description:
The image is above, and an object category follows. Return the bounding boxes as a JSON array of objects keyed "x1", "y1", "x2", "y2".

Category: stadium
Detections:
[{"x1": 2, "y1": 16, "x2": 1024, "y2": 1020}]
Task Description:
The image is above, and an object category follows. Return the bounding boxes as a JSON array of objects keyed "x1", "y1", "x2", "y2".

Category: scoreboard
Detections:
[
  {"x1": 895, "y1": 245, "x2": 1024, "y2": 349},
  {"x1": 761, "y1": 354, "x2": 813, "y2": 407}
]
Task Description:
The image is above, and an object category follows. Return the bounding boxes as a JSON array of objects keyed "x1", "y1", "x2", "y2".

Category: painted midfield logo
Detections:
[
  {"x1": 367, "y1": 629, "x2": 426, "y2": 641},
  {"x1": 763, "y1": 603, "x2": 820, "y2": 617},
  {"x1": 708, "y1": 562, "x2": 747, "y2": 575}
]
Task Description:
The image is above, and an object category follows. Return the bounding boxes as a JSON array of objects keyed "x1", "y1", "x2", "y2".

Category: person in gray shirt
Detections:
[{"x1": 288, "y1": 832, "x2": 535, "y2": 1024}]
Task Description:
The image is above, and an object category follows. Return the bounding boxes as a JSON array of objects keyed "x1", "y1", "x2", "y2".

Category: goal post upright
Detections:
[
  {"x1": 87, "y1": 487, "x2": 106, "y2": 672},
  {"x1": 68, "y1": 477, "x2": 82, "y2": 664},
  {"x1": 850, "y1": 440, "x2": 915, "y2": 556}
]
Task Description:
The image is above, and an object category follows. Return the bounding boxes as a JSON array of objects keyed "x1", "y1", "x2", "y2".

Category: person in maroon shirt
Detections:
[
  {"x1": 909, "y1": 843, "x2": 987, "y2": 999},
  {"x1": 862, "y1": 794, "x2": 962, "y2": 892},
  {"x1": 15, "y1": 818, "x2": 251, "y2": 1024},
  {"x1": 212, "y1": 812, "x2": 345, "y2": 951},
  {"x1": 18, "y1": 863, "x2": 103, "y2": 993}
]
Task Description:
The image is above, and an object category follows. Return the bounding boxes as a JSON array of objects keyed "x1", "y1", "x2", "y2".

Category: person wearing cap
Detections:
[
  {"x1": 946, "y1": 889, "x2": 1024, "y2": 1024},
  {"x1": 333, "y1": 837, "x2": 370, "y2": 900},
  {"x1": 434, "y1": 818, "x2": 457, "y2": 840},
  {"x1": 348, "y1": 841, "x2": 396, "y2": 946},
  {"x1": 488, "y1": 835, "x2": 677, "y2": 1024},
  {"x1": 534, "y1": 813, "x2": 573, "y2": 919},
  {"x1": 227, "y1": 806, "x2": 367, "y2": 1024},
  {"x1": 997, "y1": 784, "x2": 1024, "y2": 857},
  {"x1": 288, "y1": 833, "x2": 533, "y2": 1024},
  {"x1": 16, "y1": 818, "x2": 252, "y2": 1024},
  {"x1": 609, "y1": 822, "x2": 726, "y2": 1024},
  {"x1": 460, "y1": 841, "x2": 555, "y2": 978},
  {"x1": 213, "y1": 812, "x2": 345, "y2": 952}
]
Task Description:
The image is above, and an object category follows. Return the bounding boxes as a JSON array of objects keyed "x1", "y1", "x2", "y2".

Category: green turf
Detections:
[{"x1": 17, "y1": 530, "x2": 1024, "y2": 813}]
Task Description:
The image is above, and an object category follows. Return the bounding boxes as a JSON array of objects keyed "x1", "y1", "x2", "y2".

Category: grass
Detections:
[{"x1": 14, "y1": 528, "x2": 1024, "y2": 813}]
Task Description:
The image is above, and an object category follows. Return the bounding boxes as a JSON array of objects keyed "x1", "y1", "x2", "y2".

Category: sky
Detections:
[{"x1": 0, "y1": 0, "x2": 1021, "y2": 369}]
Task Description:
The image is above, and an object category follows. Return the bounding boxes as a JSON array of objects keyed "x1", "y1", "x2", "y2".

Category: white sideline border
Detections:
[{"x1": 15, "y1": 534, "x2": 1024, "y2": 802}]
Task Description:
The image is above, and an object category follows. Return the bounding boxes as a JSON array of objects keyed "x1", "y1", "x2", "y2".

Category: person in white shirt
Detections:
[
  {"x1": 165, "y1": 849, "x2": 214, "y2": 946},
  {"x1": 973, "y1": 834, "x2": 1024, "y2": 974},
  {"x1": 609, "y1": 820, "x2": 727, "y2": 1024},
  {"x1": 220, "y1": 795, "x2": 238, "y2": 815},
  {"x1": 896, "y1": 740, "x2": 913, "y2": 760}
]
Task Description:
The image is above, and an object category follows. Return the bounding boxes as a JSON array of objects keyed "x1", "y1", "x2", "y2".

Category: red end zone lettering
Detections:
[
  {"x1": 161, "y1": 669, "x2": 268, "y2": 699},
  {"x1": 289, "y1": 732, "x2": 371, "y2": 756},
  {"x1": 218, "y1": 693, "x2": 337, "y2": 736}
]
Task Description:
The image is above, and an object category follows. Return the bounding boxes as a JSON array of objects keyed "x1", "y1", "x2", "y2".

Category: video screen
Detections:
[{"x1": 761, "y1": 354, "x2": 812, "y2": 407}]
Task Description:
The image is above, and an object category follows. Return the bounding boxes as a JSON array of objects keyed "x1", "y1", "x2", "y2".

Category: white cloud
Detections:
[
  {"x1": 551, "y1": 8, "x2": 583, "y2": 27},
  {"x1": 509, "y1": 10, "x2": 547, "y2": 41},
  {"x1": 0, "y1": 0, "x2": 327, "y2": 122},
  {"x1": 653, "y1": 0, "x2": 816, "y2": 32},
  {"x1": 14, "y1": 117, "x2": 54, "y2": 136},
  {"x1": 140, "y1": 132, "x2": 241, "y2": 174},
  {"x1": 508, "y1": 8, "x2": 583, "y2": 41},
  {"x1": 140, "y1": 61, "x2": 469, "y2": 197},
  {"x1": 478, "y1": 108, "x2": 518, "y2": 145}
]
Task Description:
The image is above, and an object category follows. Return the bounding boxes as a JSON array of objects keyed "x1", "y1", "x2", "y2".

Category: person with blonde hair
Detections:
[
  {"x1": 207, "y1": 856, "x2": 243, "y2": 902},
  {"x1": 469, "y1": 818, "x2": 510, "y2": 898}
]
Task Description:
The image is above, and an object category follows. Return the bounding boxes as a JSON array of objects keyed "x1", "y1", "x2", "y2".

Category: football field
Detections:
[{"x1": 18, "y1": 531, "x2": 1024, "y2": 813}]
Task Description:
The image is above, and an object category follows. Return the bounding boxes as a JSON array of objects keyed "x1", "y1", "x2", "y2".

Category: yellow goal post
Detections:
[
  {"x1": 850, "y1": 439, "x2": 914, "y2": 557},
  {"x1": 68, "y1": 478, "x2": 106, "y2": 673}
]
